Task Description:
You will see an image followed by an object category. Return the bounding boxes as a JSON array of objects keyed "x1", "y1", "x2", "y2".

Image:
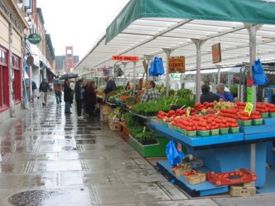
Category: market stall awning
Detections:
[
  {"x1": 106, "y1": 0, "x2": 275, "y2": 43},
  {"x1": 75, "y1": 0, "x2": 275, "y2": 75}
]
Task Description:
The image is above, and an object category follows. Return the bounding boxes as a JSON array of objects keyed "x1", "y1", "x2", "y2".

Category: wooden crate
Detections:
[
  {"x1": 230, "y1": 185, "x2": 256, "y2": 197},
  {"x1": 186, "y1": 173, "x2": 206, "y2": 185}
]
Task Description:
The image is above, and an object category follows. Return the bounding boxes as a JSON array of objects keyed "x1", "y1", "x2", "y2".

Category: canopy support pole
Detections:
[
  {"x1": 144, "y1": 55, "x2": 153, "y2": 81},
  {"x1": 246, "y1": 24, "x2": 260, "y2": 181},
  {"x1": 216, "y1": 65, "x2": 222, "y2": 85},
  {"x1": 163, "y1": 48, "x2": 173, "y2": 97},
  {"x1": 192, "y1": 39, "x2": 206, "y2": 103},
  {"x1": 122, "y1": 62, "x2": 128, "y2": 89},
  {"x1": 133, "y1": 62, "x2": 137, "y2": 93}
]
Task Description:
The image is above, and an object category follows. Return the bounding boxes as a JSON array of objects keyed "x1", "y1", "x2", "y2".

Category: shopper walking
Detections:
[
  {"x1": 31, "y1": 81, "x2": 38, "y2": 102},
  {"x1": 39, "y1": 79, "x2": 50, "y2": 107},
  {"x1": 64, "y1": 79, "x2": 73, "y2": 114},
  {"x1": 75, "y1": 79, "x2": 85, "y2": 117},
  {"x1": 54, "y1": 81, "x2": 62, "y2": 104}
]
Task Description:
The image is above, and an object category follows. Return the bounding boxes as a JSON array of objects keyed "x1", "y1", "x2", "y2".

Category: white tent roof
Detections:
[{"x1": 75, "y1": 18, "x2": 275, "y2": 75}]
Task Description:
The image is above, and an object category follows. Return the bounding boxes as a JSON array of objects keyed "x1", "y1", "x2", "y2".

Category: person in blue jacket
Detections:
[{"x1": 216, "y1": 84, "x2": 234, "y2": 102}]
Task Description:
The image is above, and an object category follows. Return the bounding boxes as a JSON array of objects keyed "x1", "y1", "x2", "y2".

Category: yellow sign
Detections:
[
  {"x1": 168, "y1": 56, "x2": 185, "y2": 73},
  {"x1": 245, "y1": 102, "x2": 254, "y2": 116},
  {"x1": 186, "y1": 107, "x2": 191, "y2": 117}
]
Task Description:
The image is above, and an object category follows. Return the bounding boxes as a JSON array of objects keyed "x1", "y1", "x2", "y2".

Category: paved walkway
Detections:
[{"x1": 0, "y1": 95, "x2": 274, "y2": 206}]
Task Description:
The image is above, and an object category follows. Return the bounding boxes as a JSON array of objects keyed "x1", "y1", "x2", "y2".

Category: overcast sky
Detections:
[{"x1": 37, "y1": 0, "x2": 130, "y2": 59}]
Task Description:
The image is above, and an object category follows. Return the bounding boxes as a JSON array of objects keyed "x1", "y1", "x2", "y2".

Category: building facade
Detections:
[
  {"x1": 0, "y1": 0, "x2": 29, "y2": 122},
  {"x1": 0, "y1": 0, "x2": 56, "y2": 122},
  {"x1": 55, "y1": 46, "x2": 79, "y2": 76}
]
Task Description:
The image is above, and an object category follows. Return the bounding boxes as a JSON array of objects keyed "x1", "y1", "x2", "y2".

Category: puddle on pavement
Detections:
[
  {"x1": 9, "y1": 190, "x2": 58, "y2": 206},
  {"x1": 62, "y1": 146, "x2": 77, "y2": 151},
  {"x1": 76, "y1": 139, "x2": 96, "y2": 144}
]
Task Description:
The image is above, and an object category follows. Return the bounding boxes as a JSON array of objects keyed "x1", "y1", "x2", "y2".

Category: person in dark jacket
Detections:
[
  {"x1": 64, "y1": 79, "x2": 73, "y2": 114},
  {"x1": 104, "y1": 77, "x2": 116, "y2": 100},
  {"x1": 39, "y1": 79, "x2": 50, "y2": 107},
  {"x1": 200, "y1": 84, "x2": 220, "y2": 104},
  {"x1": 75, "y1": 79, "x2": 84, "y2": 117},
  {"x1": 85, "y1": 81, "x2": 97, "y2": 116}
]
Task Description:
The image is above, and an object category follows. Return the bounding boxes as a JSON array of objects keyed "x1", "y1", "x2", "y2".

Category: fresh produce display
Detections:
[
  {"x1": 124, "y1": 113, "x2": 158, "y2": 145},
  {"x1": 131, "y1": 96, "x2": 195, "y2": 116},
  {"x1": 207, "y1": 169, "x2": 256, "y2": 186}
]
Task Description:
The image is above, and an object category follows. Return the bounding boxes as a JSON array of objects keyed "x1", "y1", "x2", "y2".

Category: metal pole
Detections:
[
  {"x1": 247, "y1": 24, "x2": 258, "y2": 178},
  {"x1": 192, "y1": 39, "x2": 206, "y2": 103},
  {"x1": 144, "y1": 55, "x2": 153, "y2": 81},
  {"x1": 133, "y1": 62, "x2": 137, "y2": 93},
  {"x1": 8, "y1": 25, "x2": 15, "y2": 117},
  {"x1": 122, "y1": 62, "x2": 128, "y2": 88},
  {"x1": 217, "y1": 65, "x2": 222, "y2": 85},
  {"x1": 163, "y1": 49, "x2": 172, "y2": 97}
]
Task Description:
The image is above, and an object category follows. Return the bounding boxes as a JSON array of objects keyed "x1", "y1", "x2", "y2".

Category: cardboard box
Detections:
[{"x1": 230, "y1": 185, "x2": 256, "y2": 197}]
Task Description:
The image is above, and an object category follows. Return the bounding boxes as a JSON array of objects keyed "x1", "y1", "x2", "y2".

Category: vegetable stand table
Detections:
[{"x1": 150, "y1": 118, "x2": 275, "y2": 196}]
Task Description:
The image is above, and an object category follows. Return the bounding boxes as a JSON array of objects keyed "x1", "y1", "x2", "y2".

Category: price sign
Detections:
[
  {"x1": 212, "y1": 43, "x2": 222, "y2": 64},
  {"x1": 112, "y1": 55, "x2": 139, "y2": 62},
  {"x1": 186, "y1": 107, "x2": 191, "y2": 117},
  {"x1": 168, "y1": 56, "x2": 185, "y2": 73},
  {"x1": 245, "y1": 102, "x2": 254, "y2": 116}
]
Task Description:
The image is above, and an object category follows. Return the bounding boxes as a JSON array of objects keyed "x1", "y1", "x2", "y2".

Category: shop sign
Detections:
[
  {"x1": 168, "y1": 56, "x2": 185, "y2": 73},
  {"x1": 28, "y1": 33, "x2": 42, "y2": 44},
  {"x1": 112, "y1": 55, "x2": 139, "y2": 62},
  {"x1": 212, "y1": 43, "x2": 222, "y2": 64}
]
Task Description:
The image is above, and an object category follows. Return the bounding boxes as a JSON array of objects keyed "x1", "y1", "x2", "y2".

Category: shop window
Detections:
[
  {"x1": 0, "y1": 46, "x2": 9, "y2": 111},
  {"x1": 12, "y1": 54, "x2": 21, "y2": 103}
]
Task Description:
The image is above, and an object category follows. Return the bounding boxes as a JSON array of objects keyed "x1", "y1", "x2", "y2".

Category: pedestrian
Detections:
[
  {"x1": 216, "y1": 83, "x2": 234, "y2": 102},
  {"x1": 103, "y1": 77, "x2": 116, "y2": 101},
  {"x1": 200, "y1": 84, "x2": 220, "y2": 104},
  {"x1": 64, "y1": 79, "x2": 73, "y2": 114},
  {"x1": 39, "y1": 79, "x2": 50, "y2": 107},
  {"x1": 75, "y1": 79, "x2": 85, "y2": 117},
  {"x1": 54, "y1": 81, "x2": 62, "y2": 104},
  {"x1": 141, "y1": 80, "x2": 160, "y2": 102},
  {"x1": 85, "y1": 81, "x2": 97, "y2": 116},
  {"x1": 31, "y1": 81, "x2": 38, "y2": 102}
]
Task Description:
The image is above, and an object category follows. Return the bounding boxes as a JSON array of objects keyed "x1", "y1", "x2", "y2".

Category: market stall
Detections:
[{"x1": 74, "y1": 0, "x2": 275, "y2": 198}]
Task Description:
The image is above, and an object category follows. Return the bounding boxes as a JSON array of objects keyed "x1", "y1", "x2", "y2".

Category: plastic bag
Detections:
[
  {"x1": 149, "y1": 57, "x2": 165, "y2": 76},
  {"x1": 165, "y1": 141, "x2": 185, "y2": 166},
  {"x1": 252, "y1": 59, "x2": 269, "y2": 86}
]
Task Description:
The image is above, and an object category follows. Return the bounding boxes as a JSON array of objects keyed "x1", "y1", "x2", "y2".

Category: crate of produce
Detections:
[
  {"x1": 252, "y1": 118, "x2": 263, "y2": 125},
  {"x1": 220, "y1": 127, "x2": 229, "y2": 135},
  {"x1": 238, "y1": 120, "x2": 252, "y2": 126},
  {"x1": 230, "y1": 127, "x2": 240, "y2": 134},
  {"x1": 261, "y1": 112, "x2": 269, "y2": 118},
  {"x1": 186, "y1": 130, "x2": 197, "y2": 137},
  {"x1": 210, "y1": 129, "x2": 220, "y2": 136},
  {"x1": 184, "y1": 170, "x2": 206, "y2": 185},
  {"x1": 230, "y1": 185, "x2": 256, "y2": 197},
  {"x1": 269, "y1": 112, "x2": 275, "y2": 118},
  {"x1": 198, "y1": 130, "x2": 210, "y2": 137},
  {"x1": 172, "y1": 164, "x2": 192, "y2": 177},
  {"x1": 207, "y1": 169, "x2": 257, "y2": 186}
]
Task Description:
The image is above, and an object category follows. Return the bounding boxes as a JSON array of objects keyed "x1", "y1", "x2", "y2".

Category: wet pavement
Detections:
[{"x1": 0, "y1": 95, "x2": 274, "y2": 206}]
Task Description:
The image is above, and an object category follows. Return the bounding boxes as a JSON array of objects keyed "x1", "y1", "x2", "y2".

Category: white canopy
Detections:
[{"x1": 75, "y1": 18, "x2": 275, "y2": 75}]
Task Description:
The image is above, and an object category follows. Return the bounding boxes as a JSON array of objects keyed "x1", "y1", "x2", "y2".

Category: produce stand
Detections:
[{"x1": 150, "y1": 118, "x2": 275, "y2": 196}]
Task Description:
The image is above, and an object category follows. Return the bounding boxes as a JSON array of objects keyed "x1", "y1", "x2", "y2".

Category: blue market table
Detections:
[{"x1": 150, "y1": 118, "x2": 275, "y2": 196}]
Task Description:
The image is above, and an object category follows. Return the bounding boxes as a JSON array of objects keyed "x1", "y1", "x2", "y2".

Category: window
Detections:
[
  {"x1": 12, "y1": 54, "x2": 21, "y2": 103},
  {"x1": 0, "y1": 46, "x2": 9, "y2": 111}
]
